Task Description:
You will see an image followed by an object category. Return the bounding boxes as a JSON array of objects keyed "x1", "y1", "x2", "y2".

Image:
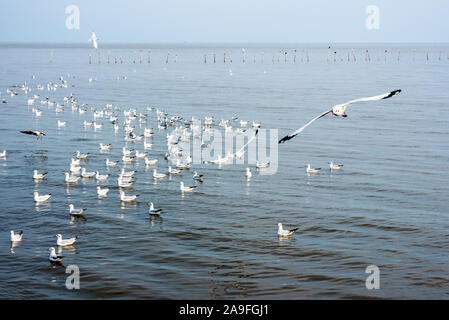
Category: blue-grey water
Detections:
[{"x1": 0, "y1": 44, "x2": 448, "y2": 299}]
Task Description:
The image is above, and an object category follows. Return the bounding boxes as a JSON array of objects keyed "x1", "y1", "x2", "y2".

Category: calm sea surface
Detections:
[{"x1": 0, "y1": 44, "x2": 448, "y2": 299}]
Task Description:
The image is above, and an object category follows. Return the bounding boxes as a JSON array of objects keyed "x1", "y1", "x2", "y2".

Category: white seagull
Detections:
[
  {"x1": 119, "y1": 190, "x2": 139, "y2": 202},
  {"x1": 33, "y1": 170, "x2": 47, "y2": 180},
  {"x1": 329, "y1": 161, "x2": 344, "y2": 170},
  {"x1": 99, "y1": 143, "x2": 111, "y2": 151},
  {"x1": 180, "y1": 181, "x2": 196, "y2": 192},
  {"x1": 95, "y1": 171, "x2": 109, "y2": 181},
  {"x1": 88, "y1": 32, "x2": 98, "y2": 49},
  {"x1": 279, "y1": 89, "x2": 402, "y2": 143},
  {"x1": 106, "y1": 158, "x2": 118, "y2": 167},
  {"x1": 81, "y1": 168, "x2": 95, "y2": 178},
  {"x1": 245, "y1": 168, "x2": 252, "y2": 179},
  {"x1": 0, "y1": 150, "x2": 7, "y2": 158},
  {"x1": 96, "y1": 186, "x2": 109, "y2": 197},
  {"x1": 48, "y1": 247, "x2": 63, "y2": 263},
  {"x1": 33, "y1": 191, "x2": 51, "y2": 203},
  {"x1": 56, "y1": 234, "x2": 78, "y2": 246},
  {"x1": 65, "y1": 172, "x2": 80, "y2": 183},
  {"x1": 277, "y1": 223, "x2": 298, "y2": 237},
  {"x1": 148, "y1": 202, "x2": 162, "y2": 215},
  {"x1": 68, "y1": 204, "x2": 86, "y2": 216},
  {"x1": 153, "y1": 169, "x2": 166, "y2": 179},
  {"x1": 144, "y1": 157, "x2": 158, "y2": 166},
  {"x1": 10, "y1": 230, "x2": 23, "y2": 242},
  {"x1": 305, "y1": 164, "x2": 321, "y2": 174}
]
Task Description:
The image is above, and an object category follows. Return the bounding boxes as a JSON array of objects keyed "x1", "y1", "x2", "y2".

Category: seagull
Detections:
[
  {"x1": 55, "y1": 234, "x2": 78, "y2": 246},
  {"x1": 96, "y1": 186, "x2": 109, "y2": 197},
  {"x1": 75, "y1": 151, "x2": 89, "y2": 160},
  {"x1": 20, "y1": 130, "x2": 45, "y2": 139},
  {"x1": 0, "y1": 150, "x2": 7, "y2": 158},
  {"x1": 245, "y1": 168, "x2": 252, "y2": 179},
  {"x1": 153, "y1": 169, "x2": 166, "y2": 179},
  {"x1": 120, "y1": 168, "x2": 135, "y2": 177},
  {"x1": 180, "y1": 181, "x2": 196, "y2": 192},
  {"x1": 99, "y1": 143, "x2": 111, "y2": 151},
  {"x1": 193, "y1": 171, "x2": 203, "y2": 182},
  {"x1": 144, "y1": 157, "x2": 158, "y2": 166},
  {"x1": 81, "y1": 168, "x2": 95, "y2": 178},
  {"x1": 234, "y1": 129, "x2": 259, "y2": 158},
  {"x1": 65, "y1": 172, "x2": 80, "y2": 183},
  {"x1": 33, "y1": 170, "x2": 48, "y2": 180},
  {"x1": 57, "y1": 120, "x2": 67, "y2": 128},
  {"x1": 305, "y1": 164, "x2": 321, "y2": 174},
  {"x1": 119, "y1": 190, "x2": 139, "y2": 202},
  {"x1": 135, "y1": 150, "x2": 146, "y2": 158},
  {"x1": 277, "y1": 223, "x2": 298, "y2": 237},
  {"x1": 95, "y1": 171, "x2": 109, "y2": 181},
  {"x1": 148, "y1": 202, "x2": 162, "y2": 215},
  {"x1": 279, "y1": 89, "x2": 402, "y2": 143},
  {"x1": 33, "y1": 191, "x2": 51, "y2": 203},
  {"x1": 106, "y1": 158, "x2": 118, "y2": 167},
  {"x1": 71, "y1": 158, "x2": 81, "y2": 166},
  {"x1": 329, "y1": 161, "x2": 344, "y2": 170},
  {"x1": 10, "y1": 230, "x2": 23, "y2": 242},
  {"x1": 88, "y1": 32, "x2": 98, "y2": 49},
  {"x1": 117, "y1": 179, "x2": 133, "y2": 188},
  {"x1": 256, "y1": 161, "x2": 270, "y2": 169},
  {"x1": 168, "y1": 166, "x2": 181, "y2": 175},
  {"x1": 68, "y1": 204, "x2": 86, "y2": 216},
  {"x1": 48, "y1": 247, "x2": 63, "y2": 263}
]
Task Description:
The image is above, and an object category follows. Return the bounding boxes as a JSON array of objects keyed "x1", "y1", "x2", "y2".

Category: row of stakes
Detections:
[{"x1": 82, "y1": 50, "x2": 449, "y2": 64}]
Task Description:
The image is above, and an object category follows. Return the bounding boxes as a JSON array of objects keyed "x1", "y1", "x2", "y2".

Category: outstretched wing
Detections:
[
  {"x1": 279, "y1": 110, "x2": 332, "y2": 143},
  {"x1": 341, "y1": 89, "x2": 401, "y2": 108},
  {"x1": 235, "y1": 129, "x2": 259, "y2": 156}
]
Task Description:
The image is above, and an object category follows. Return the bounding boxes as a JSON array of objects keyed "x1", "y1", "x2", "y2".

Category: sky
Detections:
[{"x1": 0, "y1": 0, "x2": 448, "y2": 44}]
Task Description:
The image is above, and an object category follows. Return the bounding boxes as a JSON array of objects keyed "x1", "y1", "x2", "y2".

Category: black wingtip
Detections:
[
  {"x1": 278, "y1": 134, "x2": 295, "y2": 144},
  {"x1": 383, "y1": 89, "x2": 402, "y2": 99}
]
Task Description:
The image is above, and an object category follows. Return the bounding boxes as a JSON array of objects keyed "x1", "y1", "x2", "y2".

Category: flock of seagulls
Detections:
[{"x1": 2, "y1": 68, "x2": 404, "y2": 264}]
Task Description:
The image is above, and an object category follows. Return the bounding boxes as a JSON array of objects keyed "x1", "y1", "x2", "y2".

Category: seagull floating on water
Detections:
[
  {"x1": 305, "y1": 164, "x2": 321, "y2": 174},
  {"x1": 279, "y1": 90, "x2": 402, "y2": 143},
  {"x1": 119, "y1": 190, "x2": 139, "y2": 202},
  {"x1": 96, "y1": 186, "x2": 109, "y2": 197},
  {"x1": 277, "y1": 223, "x2": 298, "y2": 237},
  {"x1": 329, "y1": 161, "x2": 344, "y2": 170},
  {"x1": 48, "y1": 247, "x2": 63, "y2": 263},
  {"x1": 0, "y1": 150, "x2": 7, "y2": 158},
  {"x1": 68, "y1": 204, "x2": 86, "y2": 217},
  {"x1": 106, "y1": 158, "x2": 118, "y2": 167},
  {"x1": 193, "y1": 171, "x2": 203, "y2": 182},
  {"x1": 33, "y1": 170, "x2": 47, "y2": 180},
  {"x1": 56, "y1": 234, "x2": 78, "y2": 246},
  {"x1": 148, "y1": 202, "x2": 162, "y2": 215},
  {"x1": 246, "y1": 168, "x2": 252, "y2": 179},
  {"x1": 10, "y1": 230, "x2": 23, "y2": 242},
  {"x1": 33, "y1": 191, "x2": 51, "y2": 203},
  {"x1": 180, "y1": 181, "x2": 196, "y2": 192}
]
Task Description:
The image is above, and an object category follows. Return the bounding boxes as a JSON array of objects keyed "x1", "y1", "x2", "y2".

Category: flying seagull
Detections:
[
  {"x1": 20, "y1": 130, "x2": 45, "y2": 139},
  {"x1": 279, "y1": 90, "x2": 401, "y2": 143},
  {"x1": 234, "y1": 129, "x2": 259, "y2": 158},
  {"x1": 88, "y1": 32, "x2": 98, "y2": 49}
]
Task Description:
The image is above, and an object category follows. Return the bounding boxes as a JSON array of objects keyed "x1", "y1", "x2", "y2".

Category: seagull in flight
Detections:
[
  {"x1": 20, "y1": 130, "x2": 46, "y2": 139},
  {"x1": 279, "y1": 90, "x2": 401, "y2": 143},
  {"x1": 88, "y1": 32, "x2": 98, "y2": 49}
]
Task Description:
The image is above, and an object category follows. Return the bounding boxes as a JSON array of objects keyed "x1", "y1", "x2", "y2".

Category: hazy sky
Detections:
[{"x1": 0, "y1": 0, "x2": 448, "y2": 43}]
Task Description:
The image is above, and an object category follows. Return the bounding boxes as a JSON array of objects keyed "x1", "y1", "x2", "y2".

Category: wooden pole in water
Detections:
[
  {"x1": 214, "y1": 53, "x2": 216, "y2": 64},
  {"x1": 174, "y1": 54, "x2": 178, "y2": 63},
  {"x1": 224, "y1": 53, "x2": 226, "y2": 63},
  {"x1": 108, "y1": 55, "x2": 110, "y2": 64},
  {"x1": 148, "y1": 51, "x2": 151, "y2": 64},
  {"x1": 89, "y1": 54, "x2": 92, "y2": 64},
  {"x1": 120, "y1": 56, "x2": 123, "y2": 64},
  {"x1": 115, "y1": 57, "x2": 117, "y2": 64},
  {"x1": 204, "y1": 55, "x2": 207, "y2": 64},
  {"x1": 293, "y1": 50, "x2": 296, "y2": 63}
]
